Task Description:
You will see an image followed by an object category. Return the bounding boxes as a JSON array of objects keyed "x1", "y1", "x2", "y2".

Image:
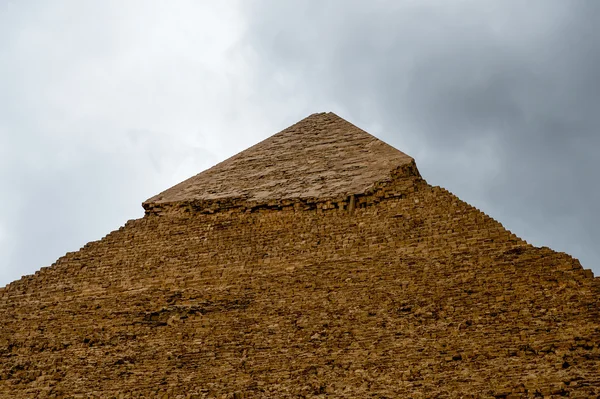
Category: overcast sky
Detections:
[{"x1": 1, "y1": 0, "x2": 598, "y2": 286}]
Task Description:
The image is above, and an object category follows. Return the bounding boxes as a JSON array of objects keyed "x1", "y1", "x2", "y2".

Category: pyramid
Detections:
[{"x1": 1, "y1": 112, "x2": 599, "y2": 398}]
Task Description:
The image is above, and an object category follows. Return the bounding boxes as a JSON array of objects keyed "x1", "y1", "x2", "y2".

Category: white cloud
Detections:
[{"x1": 0, "y1": 1, "x2": 274, "y2": 285}]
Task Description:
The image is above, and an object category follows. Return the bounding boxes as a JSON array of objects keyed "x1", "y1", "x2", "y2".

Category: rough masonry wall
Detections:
[{"x1": 1, "y1": 177, "x2": 599, "y2": 398}]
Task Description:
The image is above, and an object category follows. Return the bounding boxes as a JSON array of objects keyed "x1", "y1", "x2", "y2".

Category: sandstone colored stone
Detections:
[{"x1": 0, "y1": 112, "x2": 599, "y2": 398}]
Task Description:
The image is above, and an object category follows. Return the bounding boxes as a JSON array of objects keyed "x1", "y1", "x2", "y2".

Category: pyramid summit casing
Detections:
[
  {"x1": 143, "y1": 112, "x2": 416, "y2": 214},
  {"x1": 1, "y1": 112, "x2": 599, "y2": 398}
]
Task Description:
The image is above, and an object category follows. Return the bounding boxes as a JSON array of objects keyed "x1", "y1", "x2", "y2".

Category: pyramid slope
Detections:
[
  {"x1": 1, "y1": 183, "x2": 598, "y2": 397},
  {"x1": 144, "y1": 112, "x2": 414, "y2": 209},
  {"x1": 1, "y1": 113, "x2": 599, "y2": 397}
]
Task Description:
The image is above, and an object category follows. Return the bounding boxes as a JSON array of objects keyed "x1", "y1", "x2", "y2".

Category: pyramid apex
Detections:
[{"x1": 144, "y1": 112, "x2": 419, "y2": 213}]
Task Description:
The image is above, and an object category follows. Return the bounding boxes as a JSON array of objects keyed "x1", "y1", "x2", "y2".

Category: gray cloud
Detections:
[
  {"x1": 1, "y1": 1, "x2": 598, "y2": 285},
  {"x1": 240, "y1": 0, "x2": 600, "y2": 272}
]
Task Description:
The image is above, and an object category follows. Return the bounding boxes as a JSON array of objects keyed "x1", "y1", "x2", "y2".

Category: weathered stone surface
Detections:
[
  {"x1": 143, "y1": 112, "x2": 414, "y2": 214},
  {"x1": 0, "y1": 113, "x2": 598, "y2": 398}
]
